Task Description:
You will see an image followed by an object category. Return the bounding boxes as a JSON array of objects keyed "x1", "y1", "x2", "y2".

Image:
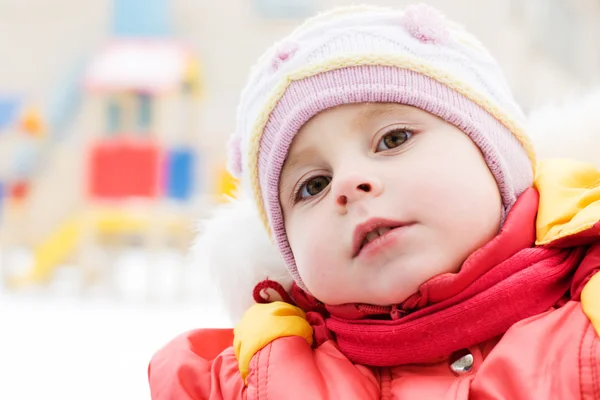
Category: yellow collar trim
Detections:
[{"x1": 535, "y1": 159, "x2": 600, "y2": 245}]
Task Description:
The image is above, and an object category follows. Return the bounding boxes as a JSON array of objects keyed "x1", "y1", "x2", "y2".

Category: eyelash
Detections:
[{"x1": 291, "y1": 126, "x2": 415, "y2": 204}]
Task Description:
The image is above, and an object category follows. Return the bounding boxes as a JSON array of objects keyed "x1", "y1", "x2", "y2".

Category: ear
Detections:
[
  {"x1": 192, "y1": 193, "x2": 293, "y2": 324},
  {"x1": 528, "y1": 89, "x2": 600, "y2": 169}
]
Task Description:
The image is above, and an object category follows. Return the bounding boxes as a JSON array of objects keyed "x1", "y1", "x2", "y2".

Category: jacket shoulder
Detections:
[{"x1": 148, "y1": 329, "x2": 245, "y2": 400}]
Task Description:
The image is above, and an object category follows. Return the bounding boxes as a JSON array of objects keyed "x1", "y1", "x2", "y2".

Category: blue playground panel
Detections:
[
  {"x1": 0, "y1": 96, "x2": 20, "y2": 132},
  {"x1": 112, "y1": 0, "x2": 172, "y2": 37},
  {"x1": 165, "y1": 148, "x2": 196, "y2": 201},
  {"x1": 48, "y1": 59, "x2": 86, "y2": 139}
]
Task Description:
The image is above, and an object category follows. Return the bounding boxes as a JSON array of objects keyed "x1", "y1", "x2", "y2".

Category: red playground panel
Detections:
[
  {"x1": 10, "y1": 180, "x2": 29, "y2": 201},
  {"x1": 88, "y1": 138, "x2": 162, "y2": 199}
]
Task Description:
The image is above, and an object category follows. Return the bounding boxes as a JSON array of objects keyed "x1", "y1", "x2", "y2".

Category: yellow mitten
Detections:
[{"x1": 233, "y1": 301, "x2": 313, "y2": 383}]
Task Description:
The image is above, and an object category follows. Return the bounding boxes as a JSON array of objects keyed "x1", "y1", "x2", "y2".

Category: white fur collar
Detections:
[
  {"x1": 192, "y1": 195, "x2": 292, "y2": 324},
  {"x1": 528, "y1": 89, "x2": 600, "y2": 168}
]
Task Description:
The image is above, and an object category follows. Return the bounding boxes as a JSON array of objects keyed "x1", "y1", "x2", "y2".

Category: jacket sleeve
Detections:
[
  {"x1": 148, "y1": 303, "x2": 381, "y2": 400},
  {"x1": 233, "y1": 302, "x2": 380, "y2": 399},
  {"x1": 148, "y1": 329, "x2": 247, "y2": 400},
  {"x1": 147, "y1": 301, "x2": 310, "y2": 399}
]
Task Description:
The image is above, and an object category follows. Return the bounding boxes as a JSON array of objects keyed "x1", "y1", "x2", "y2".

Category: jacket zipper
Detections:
[{"x1": 379, "y1": 367, "x2": 392, "y2": 400}]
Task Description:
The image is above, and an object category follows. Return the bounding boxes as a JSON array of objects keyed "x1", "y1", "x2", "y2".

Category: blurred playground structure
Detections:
[{"x1": 0, "y1": 0, "x2": 238, "y2": 301}]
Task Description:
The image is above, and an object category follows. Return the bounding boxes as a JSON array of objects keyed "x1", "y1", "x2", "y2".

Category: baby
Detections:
[{"x1": 150, "y1": 5, "x2": 600, "y2": 399}]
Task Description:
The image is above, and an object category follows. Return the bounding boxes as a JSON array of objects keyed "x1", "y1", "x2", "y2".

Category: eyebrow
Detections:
[
  {"x1": 279, "y1": 147, "x2": 320, "y2": 198},
  {"x1": 352, "y1": 104, "x2": 413, "y2": 131},
  {"x1": 282, "y1": 146, "x2": 320, "y2": 174}
]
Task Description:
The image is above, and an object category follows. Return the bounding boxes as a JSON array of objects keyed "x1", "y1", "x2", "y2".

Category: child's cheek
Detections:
[{"x1": 294, "y1": 220, "x2": 337, "y2": 273}]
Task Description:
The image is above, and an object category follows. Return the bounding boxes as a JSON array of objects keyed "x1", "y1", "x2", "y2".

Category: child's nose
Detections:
[{"x1": 333, "y1": 173, "x2": 382, "y2": 209}]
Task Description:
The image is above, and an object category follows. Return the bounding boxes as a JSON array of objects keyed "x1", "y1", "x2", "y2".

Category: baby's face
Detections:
[{"x1": 279, "y1": 103, "x2": 502, "y2": 306}]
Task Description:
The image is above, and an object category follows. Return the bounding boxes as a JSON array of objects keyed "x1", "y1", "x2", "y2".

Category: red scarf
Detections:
[{"x1": 285, "y1": 188, "x2": 600, "y2": 367}]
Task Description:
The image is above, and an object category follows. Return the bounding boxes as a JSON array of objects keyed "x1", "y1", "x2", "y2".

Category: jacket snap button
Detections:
[{"x1": 450, "y1": 352, "x2": 474, "y2": 375}]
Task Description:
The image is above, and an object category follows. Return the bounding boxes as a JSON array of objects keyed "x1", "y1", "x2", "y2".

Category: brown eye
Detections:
[
  {"x1": 376, "y1": 129, "x2": 412, "y2": 152},
  {"x1": 298, "y1": 176, "x2": 331, "y2": 200}
]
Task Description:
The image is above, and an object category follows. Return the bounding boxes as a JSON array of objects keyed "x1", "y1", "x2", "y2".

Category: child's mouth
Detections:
[{"x1": 352, "y1": 218, "x2": 414, "y2": 258}]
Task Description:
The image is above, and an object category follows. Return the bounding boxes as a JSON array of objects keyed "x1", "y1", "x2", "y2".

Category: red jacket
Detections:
[{"x1": 149, "y1": 160, "x2": 600, "y2": 399}]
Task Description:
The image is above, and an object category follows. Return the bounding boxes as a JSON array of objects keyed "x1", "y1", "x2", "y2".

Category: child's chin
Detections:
[{"x1": 359, "y1": 285, "x2": 416, "y2": 306}]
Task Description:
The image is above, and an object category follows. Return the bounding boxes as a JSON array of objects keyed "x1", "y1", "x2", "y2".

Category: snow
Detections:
[
  {"x1": 0, "y1": 296, "x2": 231, "y2": 400},
  {"x1": 0, "y1": 248, "x2": 233, "y2": 400}
]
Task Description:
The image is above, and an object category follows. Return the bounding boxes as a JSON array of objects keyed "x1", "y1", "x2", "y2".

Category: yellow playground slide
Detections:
[
  {"x1": 10, "y1": 217, "x2": 81, "y2": 286},
  {"x1": 10, "y1": 208, "x2": 191, "y2": 287}
]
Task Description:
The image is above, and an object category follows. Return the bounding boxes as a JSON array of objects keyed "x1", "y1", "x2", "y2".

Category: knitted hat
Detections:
[{"x1": 228, "y1": 4, "x2": 536, "y2": 289}]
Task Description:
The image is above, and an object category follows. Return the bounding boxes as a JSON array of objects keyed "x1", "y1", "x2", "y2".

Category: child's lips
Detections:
[
  {"x1": 356, "y1": 225, "x2": 415, "y2": 260},
  {"x1": 352, "y1": 218, "x2": 414, "y2": 258}
]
